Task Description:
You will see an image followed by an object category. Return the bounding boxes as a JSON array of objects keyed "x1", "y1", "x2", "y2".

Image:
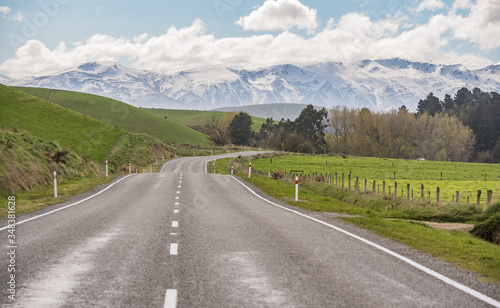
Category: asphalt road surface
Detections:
[{"x1": 1, "y1": 151, "x2": 499, "y2": 307}]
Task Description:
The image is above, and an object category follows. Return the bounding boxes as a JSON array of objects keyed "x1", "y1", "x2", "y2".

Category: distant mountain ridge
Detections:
[{"x1": 3, "y1": 58, "x2": 500, "y2": 111}]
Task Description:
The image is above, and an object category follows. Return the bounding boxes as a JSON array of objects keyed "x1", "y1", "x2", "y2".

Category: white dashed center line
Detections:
[
  {"x1": 164, "y1": 289, "x2": 178, "y2": 308},
  {"x1": 170, "y1": 243, "x2": 178, "y2": 255}
]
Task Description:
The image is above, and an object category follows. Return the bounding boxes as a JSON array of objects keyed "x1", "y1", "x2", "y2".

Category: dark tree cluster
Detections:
[
  {"x1": 256, "y1": 105, "x2": 328, "y2": 154},
  {"x1": 417, "y1": 88, "x2": 500, "y2": 162}
]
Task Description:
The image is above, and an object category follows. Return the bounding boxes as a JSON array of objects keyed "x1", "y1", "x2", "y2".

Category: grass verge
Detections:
[
  {"x1": 341, "y1": 217, "x2": 500, "y2": 283},
  {"x1": 1, "y1": 174, "x2": 119, "y2": 219},
  {"x1": 216, "y1": 155, "x2": 500, "y2": 283}
]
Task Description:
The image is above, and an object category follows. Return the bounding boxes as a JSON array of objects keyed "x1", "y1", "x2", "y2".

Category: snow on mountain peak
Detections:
[
  {"x1": 76, "y1": 61, "x2": 128, "y2": 74},
  {"x1": 4, "y1": 59, "x2": 500, "y2": 111}
]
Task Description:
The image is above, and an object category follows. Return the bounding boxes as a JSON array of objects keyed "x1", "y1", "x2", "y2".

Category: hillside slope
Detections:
[
  {"x1": 15, "y1": 87, "x2": 211, "y2": 146},
  {"x1": 213, "y1": 103, "x2": 320, "y2": 121},
  {"x1": 0, "y1": 84, "x2": 124, "y2": 162},
  {"x1": 144, "y1": 108, "x2": 267, "y2": 131}
]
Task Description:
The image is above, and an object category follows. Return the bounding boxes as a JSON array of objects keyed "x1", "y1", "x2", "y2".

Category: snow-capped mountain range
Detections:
[{"x1": 3, "y1": 58, "x2": 500, "y2": 111}]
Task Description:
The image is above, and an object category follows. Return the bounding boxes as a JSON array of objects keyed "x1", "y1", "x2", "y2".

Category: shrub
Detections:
[
  {"x1": 471, "y1": 212, "x2": 500, "y2": 245},
  {"x1": 272, "y1": 171, "x2": 284, "y2": 180}
]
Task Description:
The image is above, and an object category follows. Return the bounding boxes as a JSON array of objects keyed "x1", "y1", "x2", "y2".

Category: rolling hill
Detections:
[
  {"x1": 0, "y1": 84, "x2": 124, "y2": 162},
  {"x1": 144, "y1": 108, "x2": 268, "y2": 131},
  {"x1": 14, "y1": 87, "x2": 211, "y2": 146},
  {"x1": 213, "y1": 103, "x2": 320, "y2": 121}
]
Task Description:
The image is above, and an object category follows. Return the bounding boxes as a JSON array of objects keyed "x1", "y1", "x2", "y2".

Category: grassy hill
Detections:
[
  {"x1": 0, "y1": 85, "x2": 178, "y2": 199},
  {"x1": 144, "y1": 108, "x2": 268, "y2": 131},
  {"x1": 0, "y1": 84, "x2": 124, "y2": 162},
  {"x1": 15, "y1": 87, "x2": 211, "y2": 146},
  {"x1": 214, "y1": 103, "x2": 320, "y2": 121}
]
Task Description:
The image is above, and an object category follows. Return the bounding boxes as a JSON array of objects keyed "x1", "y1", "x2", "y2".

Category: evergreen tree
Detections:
[
  {"x1": 228, "y1": 112, "x2": 253, "y2": 145},
  {"x1": 294, "y1": 105, "x2": 328, "y2": 152},
  {"x1": 417, "y1": 92, "x2": 442, "y2": 116}
]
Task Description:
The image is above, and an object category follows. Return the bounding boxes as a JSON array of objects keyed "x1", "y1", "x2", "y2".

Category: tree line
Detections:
[
  {"x1": 204, "y1": 105, "x2": 328, "y2": 153},
  {"x1": 328, "y1": 107, "x2": 475, "y2": 162},
  {"x1": 204, "y1": 87, "x2": 499, "y2": 163},
  {"x1": 416, "y1": 88, "x2": 500, "y2": 162}
]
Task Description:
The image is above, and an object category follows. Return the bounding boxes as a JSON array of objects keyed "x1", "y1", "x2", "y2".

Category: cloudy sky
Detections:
[{"x1": 1, "y1": 0, "x2": 499, "y2": 78}]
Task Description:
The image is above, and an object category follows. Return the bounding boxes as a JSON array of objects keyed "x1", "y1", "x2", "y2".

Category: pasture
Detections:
[{"x1": 249, "y1": 155, "x2": 500, "y2": 205}]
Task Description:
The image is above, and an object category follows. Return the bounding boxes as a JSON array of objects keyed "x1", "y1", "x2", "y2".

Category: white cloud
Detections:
[
  {"x1": 415, "y1": 0, "x2": 446, "y2": 12},
  {"x1": 0, "y1": 6, "x2": 11, "y2": 14},
  {"x1": 447, "y1": 0, "x2": 500, "y2": 51},
  {"x1": 10, "y1": 12, "x2": 23, "y2": 22},
  {"x1": 451, "y1": 0, "x2": 472, "y2": 12},
  {"x1": 1, "y1": 10, "x2": 496, "y2": 78},
  {"x1": 235, "y1": 0, "x2": 318, "y2": 34}
]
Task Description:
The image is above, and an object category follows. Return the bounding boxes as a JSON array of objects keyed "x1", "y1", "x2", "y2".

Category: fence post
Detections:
[
  {"x1": 394, "y1": 182, "x2": 398, "y2": 197},
  {"x1": 356, "y1": 177, "x2": 359, "y2": 191},
  {"x1": 342, "y1": 173, "x2": 345, "y2": 190},
  {"x1": 295, "y1": 177, "x2": 299, "y2": 201},
  {"x1": 53, "y1": 171, "x2": 57, "y2": 198},
  {"x1": 335, "y1": 172, "x2": 338, "y2": 187},
  {"x1": 455, "y1": 191, "x2": 460, "y2": 203},
  {"x1": 487, "y1": 190, "x2": 493, "y2": 208},
  {"x1": 421, "y1": 185, "x2": 424, "y2": 200},
  {"x1": 348, "y1": 175, "x2": 351, "y2": 190},
  {"x1": 363, "y1": 179, "x2": 367, "y2": 193},
  {"x1": 407, "y1": 184, "x2": 411, "y2": 201},
  {"x1": 477, "y1": 190, "x2": 481, "y2": 206},
  {"x1": 436, "y1": 187, "x2": 440, "y2": 203},
  {"x1": 383, "y1": 181, "x2": 386, "y2": 195},
  {"x1": 373, "y1": 180, "x2": 376, "y2": 193}
]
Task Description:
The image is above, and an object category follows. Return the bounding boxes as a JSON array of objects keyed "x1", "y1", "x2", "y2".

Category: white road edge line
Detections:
[
  {"x1": 159, "y1": 161, "x2": 170, "y2": 173},
  {"x1": 230, "y1": 176, "x2": 500, "y2": 308},
  {"x1": 164, "y1": 289, "x2": 178, "y2": 308},
  {"x1": 0, "y1": 174, "x2": 135, "y2": 232}
]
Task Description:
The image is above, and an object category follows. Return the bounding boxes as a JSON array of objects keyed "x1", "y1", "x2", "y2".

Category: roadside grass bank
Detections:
[
  {"x1": 1, "y1": 174, "x2": 119, "y2": 219},
  {"x1": 213, "y1": 155, "x2": 500, "y2": 283}
]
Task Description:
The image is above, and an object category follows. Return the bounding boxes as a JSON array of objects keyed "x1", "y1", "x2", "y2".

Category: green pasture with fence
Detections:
[{"x1": 247, "y1": 155, "x2": 500, "y2": 207}]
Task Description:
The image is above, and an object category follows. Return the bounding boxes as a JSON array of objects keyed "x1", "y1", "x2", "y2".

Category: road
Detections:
[{"x1": 1, "y1": 151, "x2": 499, "y2": 307}]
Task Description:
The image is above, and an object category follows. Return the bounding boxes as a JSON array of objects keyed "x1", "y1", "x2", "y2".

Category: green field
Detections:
[
  {"x1": 145, "y1": 108, "x2": 269, "y2": 131},
  {"x1": 0, "y1": 85, "x2": 124, "y2": 162},
  {"x1": 15, "y1": 87, "x2": 211, "y2": 146},
  {"x1": 248, "y1": 155, "x2": 500, "y2": 205}
]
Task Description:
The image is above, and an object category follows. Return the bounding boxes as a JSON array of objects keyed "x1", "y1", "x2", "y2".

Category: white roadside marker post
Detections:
[
  {"x1": 249, "y1": 162, "x2": 252, "y2": 178},
  {"x1": 105, "y1": 160, "x2": 108, "y2": 177},
  {"x1": 53, "y1": 171, "x2": 58, "y2": 198},
  {"x1": 295, "y1": 177, "x2": 298, "y2": 201},
  {"x1": 231, "y1": 166, "x2": 234, "y2": 176},
  {"x1": 129, "y1": 163, "x2": 131, "y2": 174}
]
